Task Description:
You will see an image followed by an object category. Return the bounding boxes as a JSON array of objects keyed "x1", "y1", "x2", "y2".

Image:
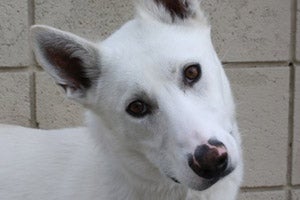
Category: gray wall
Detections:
[{"x1": 0, "y1": 0, "x2": 299, "y2": 199}]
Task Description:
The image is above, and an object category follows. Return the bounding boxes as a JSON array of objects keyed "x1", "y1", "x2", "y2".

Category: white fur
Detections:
[{"x1": 0, "y1": 1, "x2": 243, "y2": 199}]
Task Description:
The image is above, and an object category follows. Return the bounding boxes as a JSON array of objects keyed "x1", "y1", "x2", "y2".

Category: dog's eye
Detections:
[
  {"x1": 126, "y1": 100, "x2": 149, "y2": 118},
  {"x1": 183, "y1": 63, "x2": 201, "y2": 85}
]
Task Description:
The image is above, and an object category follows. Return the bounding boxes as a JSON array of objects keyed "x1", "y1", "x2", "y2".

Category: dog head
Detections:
[{"x1": 31, "y1": 0, "x2": 242, "y2": 191}]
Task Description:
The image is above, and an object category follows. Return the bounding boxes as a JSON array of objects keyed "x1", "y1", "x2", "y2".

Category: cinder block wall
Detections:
[{"x1": 0, "y1": 0, "x2": 299, "y2": 199}]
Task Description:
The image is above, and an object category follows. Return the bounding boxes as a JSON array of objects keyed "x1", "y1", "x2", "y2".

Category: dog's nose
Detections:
[{"x1": 188, "y1": 139, "x2": 228, "y2": 179}]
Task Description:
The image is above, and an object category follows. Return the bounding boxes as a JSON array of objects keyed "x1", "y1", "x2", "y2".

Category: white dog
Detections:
[{"x1": 0, "y1": 0, "x2": 243, "y2": 199}]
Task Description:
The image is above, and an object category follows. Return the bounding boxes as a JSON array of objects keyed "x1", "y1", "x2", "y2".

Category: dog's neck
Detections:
[{"x1": 85, "y1": 111, "x2": 188, "y2": 199}]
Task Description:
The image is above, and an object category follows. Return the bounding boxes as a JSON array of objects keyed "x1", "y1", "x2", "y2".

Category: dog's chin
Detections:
[
  {"x1": 182, "y1": 166, "x2": 236, "y2": 191},
  {"x1": 167, "y1": 175, "x2": 221, "y2": 191},
  {"x1": 167, "y1": 175, "x2": 218, "y2": 191},
  {"x1": 187, "y1": 177, "x2": 220, "y2": 191}
]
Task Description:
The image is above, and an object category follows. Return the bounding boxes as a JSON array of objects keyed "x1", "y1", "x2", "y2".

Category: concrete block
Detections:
[
  {"x1": 296, "y1": 1, "x2": 300, "y2": 61},
  {"x1": 239, "y1": 191, "x2": 286, "y2": 200},
  {"x1": 0, "y1": 72, "x2": 31, "y2": 126},
  {"x1": 35, "y1": 0, "x2": 134, "y2": 41},
  {"x1": 226, "y1": 67, "x2": 290, "y2": 187},
  {"x1": 292, "y1": 190, "x2": 300, "y2": 200},
  {"x1": 36, "y1": 72, "x2": 83, "y2": 129},
  {"x1": 203, "y1": 0, "x2": 290, "y2": 62},
  {"x1": 293, "y1": 67, "x2": 300, "y2": 185},
  {"x1": 0, "y1": 0, "x2": 30, "y2": 66}
]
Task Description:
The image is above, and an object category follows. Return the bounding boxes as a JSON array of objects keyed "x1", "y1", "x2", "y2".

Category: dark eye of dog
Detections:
[
  {"x1": 183, "y1": 63, "x2": 201, "y2": 85},
  {"x1": 126, "y1": 100, "x2": 149, "y2": 117}
]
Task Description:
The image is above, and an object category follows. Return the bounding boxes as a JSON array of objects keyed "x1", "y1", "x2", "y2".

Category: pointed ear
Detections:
[
  {"x1": 138, "y1": 0, "x2": 207, "y2": 24},
  {"x1": 30, "y1": 25, "x2": 100, "y2": 103}
]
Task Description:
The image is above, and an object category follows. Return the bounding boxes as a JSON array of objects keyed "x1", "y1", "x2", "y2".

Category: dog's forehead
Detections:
[
  {"x1": 98, "y1": 19, "x2": 214, "y2": 94},
  {"x1": 101, "y1": 19, "x2": 212, "y2": 71}
]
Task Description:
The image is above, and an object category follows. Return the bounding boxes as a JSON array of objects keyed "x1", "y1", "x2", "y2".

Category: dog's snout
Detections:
[{"x1": 188, "y1": 139, "x2": 228, "y2": 179}]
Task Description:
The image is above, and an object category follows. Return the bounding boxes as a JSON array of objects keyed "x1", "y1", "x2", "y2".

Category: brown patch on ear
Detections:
[
  {"x1": 45, "y1": 46, "x2": 92, "y2": 89},
  {"x1": 154, "y1": 0, "x2": 190, "y2": 20}
]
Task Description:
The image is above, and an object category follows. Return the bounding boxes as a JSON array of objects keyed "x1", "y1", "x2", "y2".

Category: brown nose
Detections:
[{"x1": 188, "y1": 139, "x2": 228, "y2": 179}]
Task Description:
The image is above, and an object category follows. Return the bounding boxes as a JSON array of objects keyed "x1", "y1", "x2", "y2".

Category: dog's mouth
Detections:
[
  {"x1": 166, "y1": 172, "x2": 181, "y2": 184},
  {"x1": 167, "y1": 175, "x2": 181, "y2": 184}
]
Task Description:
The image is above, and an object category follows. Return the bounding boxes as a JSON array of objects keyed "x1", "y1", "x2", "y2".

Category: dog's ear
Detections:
[
  {"x1": 138, "y1": 0, "x2": 206, "y2": 24},
  {"x1": 31, "y1": 25, "x2": 100, "y2": 104}
]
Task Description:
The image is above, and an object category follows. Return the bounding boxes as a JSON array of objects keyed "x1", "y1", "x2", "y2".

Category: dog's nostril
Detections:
[
  {"x1": 216, "y1": 153, "x2": 228, "y2": 170},
  {"x1": 188, "y1": 142, "x2": 228, "y2": 179},
  {"x1": 217, "y1": 154, "x2": 227, "y2": 166},
  {"x1": 194, "y1": 144, "x2": 210, "y2": 164}
]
